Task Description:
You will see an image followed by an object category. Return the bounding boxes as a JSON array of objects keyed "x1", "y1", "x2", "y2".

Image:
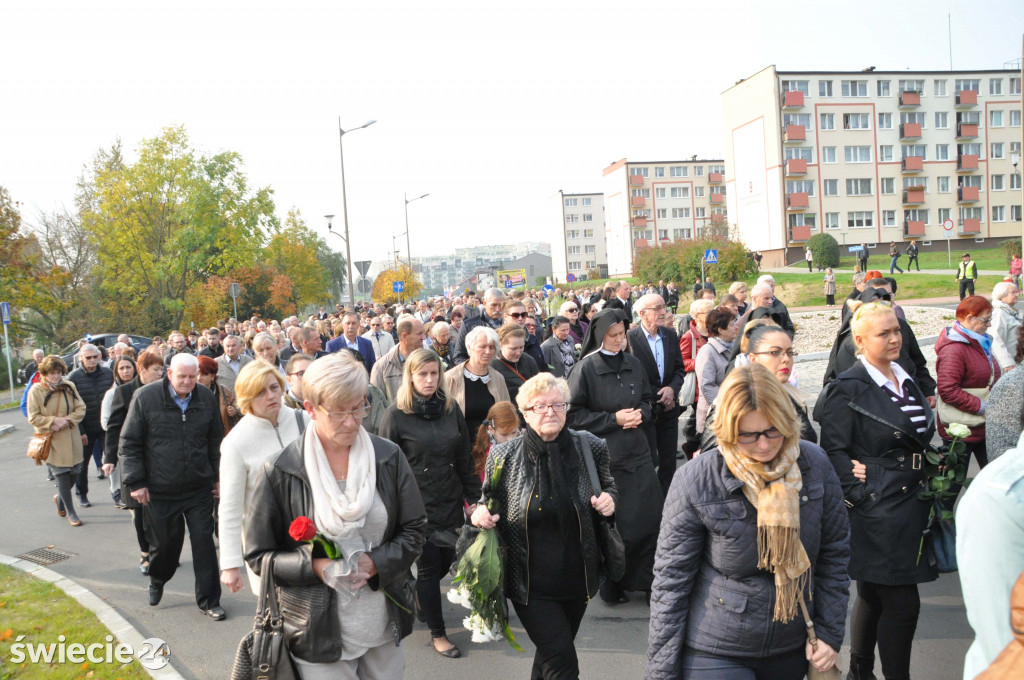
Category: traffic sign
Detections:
[
  {"x1": 566, "y1": 273, "x2": 577, "y2": 282},
  {"x1": 393, "y1": 281, "x2": 405, "y2": 293},
  {"x1": 943, "y1": 219, "x2": 955, "y2": 231},
  {"x1": 848, "y1": 245, "x2": 864, "y2": 253},
  {"x1": 228, "y1": 282, "x2": 241, "y2": 298},
  {"x1": 704, "y1": 249, "x2": 718, "y2": 264},
  {"x1": 355, "y1": 260, "x2": 372, "y2": 277},
  {"x1": 0, "y1": 302, "x2": 9, "y2": 326},
  {"x1": 356, "y1": 277, "x2": 372, "y2": 294}
]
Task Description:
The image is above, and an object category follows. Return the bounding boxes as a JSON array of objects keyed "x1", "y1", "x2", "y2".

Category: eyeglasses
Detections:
[
  {"x1": 976, "y1": 316, "x2": 993, "y2": 324},
  {"x1": 751, "y1": 348, "x2": 798, "y2": 359},
  {"x1": 736, "y1": 427, "x2": 784, "y2": 444},
  {"x1": 565, "y1": 307, "x2": 578, "y2": 312},
  {"x1": 643, "y1": 305, "x2": 667, "y2": 313},
  {"x1": 83, "y1": 354, "x2": 101, "y2": 360},
  {"x1": 318, "y1": 401, "x2": 371, "y2": 422},
  {"x1": 508, "y1": 312, "x2": 528, "y2": 319},
  {"x1": 524, "y1": 402, "x2": 569, "y2": 414},
  {"x1": 288, "y1": 370, "x2": 306, "y2": 378}
]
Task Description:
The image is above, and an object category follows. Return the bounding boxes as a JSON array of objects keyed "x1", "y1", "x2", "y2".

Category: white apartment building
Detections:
[
  {"x1": 411, "y1": 242, "x2": 553, "y2": 294},
  {"x1": 722, "y1": 65, "x2": 1023, "y2": 267},
  {"x1": 602, "y1": 158, "x2": 728, "y2": 277},
  {"x1": 550, "y1": 191, "x2": 606, "y2": 283}
]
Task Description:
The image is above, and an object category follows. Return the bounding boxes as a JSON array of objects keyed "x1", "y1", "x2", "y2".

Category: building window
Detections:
[
  {"x1": 1012, "y1": 78, "x2": 1022, "y2": 95},
  {"x1": 657, "y1": 208, "x2": 668, "y2": 219},
  {"x1": 565, "y1": 214, "x2": 579, "y2": 223},
  {"x1": 568, "y1": 261, "x2": 581, "y2": 270},
  {"x1": 938, "y1": 208, "x2": 952, "y2": 223},
  {"x1": 935, "y1": 80, "x2": 948, "y2": 97},
  {"x1": 842, "y1": 80, "x2": 868, "y2": 97},
  {"x1": 1011, "y1": 205, "x2": 1022, "y2": 222},
  {"x1": 789, "y1": 213, "x2": 816, "y2": 227},
  {"x1": 958, "y1": 142, "x2": 982, "y2": 157},
  {"x1": 670, "y1": 187, "x2": 689, "y2": 198},
  {"x1": 990, "y1": 78, "x2": 1003, "y2": 95},
  {"x1": 784, "y1": 113, "x2": 811, "y2": 129},
  {"x1": 960, "y1": 175, "x2": 982, "y2": 190},
  {"x1": 672, "y1": 208, "x2": 690, "y2": 218},
  {"x1": 848, "y1": 211, "x2": 874, "y2": 228},
  {"x1": 782, "y1": 80, "x2": 810, "y2": 94},
  {"x1": 819, "y1": 80, "x2": 833, "y2": 97},
  {"x1": 901, "y1": 112, "x2": 926, "y2": 127},
  {"x1": 583, "y1": 213, "x2": 593, "y2": 222},
  {"x1": 937, "y1": 176, "x2": 950, "y2": 193},
  {"x1": 630, "y1": 167, "x2": 649, "y2": 177},
  {"x1": 935, "y1": 112, "x2": 948, "y2": 129},
  {"x1": 582, "y1": 197, "x2": 592, "y2": 206},
  {"x1": 694, "y1": 166, "x2": 705, "y2": 177},
  {"x1": 959, "y1": 110, "x2": 981, "y2": 126},
  {"x1": 845, "y1": 146, "x2": 872, "y2": 163},
  {"x1": 585, "y1": 260, "x2": 595, "y2": 269},
  {"x1": 843, "y1": 113, "x2": 870, "y2": 130},
  {"x1": 821, "y1": 146, "x2": 837, "y2": 163},
  {"x1": 820, "y1": 113, "x2": 835, "y2": 130},
  {"x1": 567, "y1": 246, "x2": 581, "y2": 255},
  {"x1": 825, "y1": 212, "x2": 840, "y2": 229},
  {"x1": 785, "y1": 147, "x2": 813, "y2": 161},
  {"x1": 991, "y1": 110, "x2": 1004, "y2": 127},
  {"x1": 846, "y1": 179, "x2": 872, "y2": 196},
  {"x1": 695, "y1": 207, "x2": 706, "y2": 218},
  {"x1": 1012, "y1": 174, "x2": 1022, "y2": 191},
  {"x1": 882, "y1": 210, "x2": 896, "y2": 226},
  {"x1": 905, "y1": 209, "x2": 929, "y2": 224},
  {"x1": 673, "y1": 228, "x2": 691, "y2": 239},
  {"x1": 878, "y1": 112, "x2": 892, "y2": 129},
  {"x1": 899, "y1": 79, "x2": 925, "y2": 93},
  {"x1": 1011, "y1": 110, "x2": 1021, "y2": 127},
  {"x1": 655, "y1": 187, "x2": 666, "y2": 199},
  {"x1": 709, "y1": 164, "x2": 725, "y2": 174},
  {"x1": 877, "y1": 80, "x2": 891, "y2": 96},
  {"x1": 694, "y1": 186, "x2": 705, "y2": 197},
  {"x1": 936, "y1": 144, "x2": 950, "y2": 161},
  {"x1": 961, "y1": 207, "x2": 984, "y2": 222},
  {"x1": 993, "y1": 205, "x2": 1006, "y2": 222},
  {"x1": 654, "y1": 167, "x2": 665, "y2": 178},
  {"x1": 992, "y1": 175, "x2": 1005, "y2": 191},
  {"x1": 992, "y1": 143, "x2": 1005, "y2": 159},
  {"x1": 670, "y1": 166, "x2": 688, "y2": 177},
  {"x1": 566, "y1": 230, "x2": 580, "y2": 238},
  {"x1": 902, "y1": 144, "x2": 927, "y2": 160},
  {"x1": 903, "y1": 177, "x2": 928, "y2": 191},
  {"x1": 823, "y1": 179, "x2": 838, "y2": 196},
  {"x1": 879, "y1": 145, "x2": 893, "y2": 162},
  {"x1": 881, "y1": 177, "x2": 895, "y2": 195},
  {"x1": 583, "y1": 229, "x2": 594, "y2": 237},
  {"x1": 955, "y1": 79, "x2": 980, "y2": 93},
  {"x1": 564, "y1": 198, "x2": 577, "y2": 207},
  {"x1": 585, "y1": 245, "x2": 596, "y2": 253},
  {"x1": 787, "y1": 180, "x2": 815, "y2": 196}
]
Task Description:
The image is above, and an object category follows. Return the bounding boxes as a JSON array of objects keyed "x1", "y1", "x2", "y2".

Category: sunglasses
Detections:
[{"x1": 508, "y1": 312, "x2": 528, "y2": 319}]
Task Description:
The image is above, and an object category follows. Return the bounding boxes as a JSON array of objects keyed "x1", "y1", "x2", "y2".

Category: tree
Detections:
[
  {"x1": 266, "y1": 209, "x2": 333, "y2": 312},
  {"x1": 807, "y1": 233, "x2": 839, "y2": 269},
  {"x1": 80, "y1": 126, "x2": 278, "y2": 334},
  {"x1": 186, "y1": 265, "x2": 295, "y2": 324},
  {"x1": 371, "y1": 264, "x2": 423, "y2": 306},
  {"x1": 633, "y1": 236, "x2": 758, "y2": 286}
]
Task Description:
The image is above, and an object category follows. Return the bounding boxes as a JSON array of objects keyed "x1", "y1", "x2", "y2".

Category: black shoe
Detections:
[
  {"x1": 148, "y1": 583, "x2": 163, "y2": 606},
  {"x1": 140, "y1": 554, "x2": 150, "y2": 576},
  {"x1": 431, "y1": 637, "x2": 461, "y2": 658},
  {"x1": 46, "y1": 470, "x2": 55, "y2": 482},
  {"x1": 97, "y1": 470, "x2": 105, "y2": 480},
  {"x1": 600, "y1": 581, "x2": 629, "y2": 604},
  {"x1": 201, "y1": 605, "x2": 227, "y2": 621},
  {"x1": 77, "y1": 495, "x2": 92, "y2": 508}
]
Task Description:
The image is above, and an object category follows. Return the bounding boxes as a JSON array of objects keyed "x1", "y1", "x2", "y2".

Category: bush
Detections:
[
  {"x1": 1002, "y1": 237, "x2": 1021, "y2": 264},
  {"x1": 633, "y1": 237, "x2": 758, "y2": 289},
  {"x1": 807, "y1": 233, "x2": 839, "y2": 269}
]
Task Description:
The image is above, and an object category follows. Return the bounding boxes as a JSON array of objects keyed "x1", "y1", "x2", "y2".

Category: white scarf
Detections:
[{"x1": 303, "y1": 422, "x2": 377, "y2": 542}]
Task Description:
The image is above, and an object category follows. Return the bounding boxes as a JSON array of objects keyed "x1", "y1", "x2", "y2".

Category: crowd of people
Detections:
[{"x1": 18, "y1": 266, "x2": 1024, "y2": 679}]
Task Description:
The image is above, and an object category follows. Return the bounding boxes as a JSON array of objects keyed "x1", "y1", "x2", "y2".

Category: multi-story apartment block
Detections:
[
  {"x1": 409, "y1": 243, "x2": 553, "y2": 294},
  {"x1": 722, "y1": 65, "x2": 1023, "y2": 267},
  {"x1": 550, "y1": 191, "x2": 606, "y2": 282},
  {"x1": 602, "y1": 158, "x2": 728, "y2": 277}
]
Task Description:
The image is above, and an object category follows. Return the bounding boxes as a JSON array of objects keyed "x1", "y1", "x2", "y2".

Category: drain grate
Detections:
[{"x1": 17, "y1": 546, "x2": 77, "y2": 566}]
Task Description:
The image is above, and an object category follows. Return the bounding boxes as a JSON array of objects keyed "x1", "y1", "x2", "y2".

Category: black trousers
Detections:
[
  {"x1": 145, "y1": 491, "x2": 221, "y2": 609},
  {"x1": 416, "y1": 541, "x2": 455, "y2": 638},
  {"x1": 906, "y1": 255, "x2": 920, "y2": 271},
  {"x1": 76, "y1": 431, "x2": 103, "y2": 497},
  {"x1": 513, "y1": 597, "x2": 588, "y2": 680},
  {"x1": 131, "y1": 508, "x2": 149, "y2": 554},
  {"x1": 826, "y1": 294, "x2": 835, "y2": 306},
  {"x1": 850, "y1": 581, "x2": 920, "y2": 680},
  {"x1": 681, "y1": 405, "x2": 699, "y2": 457},
  {"x1": 652, "y1": 417, "x2": 680, "y2": 495},
  {"x1": 959, "y1": 279, "x2": 975, "y2": 299}
]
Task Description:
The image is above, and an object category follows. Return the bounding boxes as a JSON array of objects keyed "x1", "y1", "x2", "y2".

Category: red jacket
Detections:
[
  {"x1": 934, "y1": 325, "x2": 1000, "y2": 442},
  {"x1": 679, "y1": 320, "x2": 708, "y2": 401}
]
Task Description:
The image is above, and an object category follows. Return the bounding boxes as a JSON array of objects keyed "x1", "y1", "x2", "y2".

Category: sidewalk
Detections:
[{"x1": 767, "y1": 266, "x2": 1008, "y2": 276}]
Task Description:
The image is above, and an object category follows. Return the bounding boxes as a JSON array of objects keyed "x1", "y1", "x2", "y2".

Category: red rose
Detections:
[{"x1": 288, "y1": 516, "x2": 318, "y2": 542}]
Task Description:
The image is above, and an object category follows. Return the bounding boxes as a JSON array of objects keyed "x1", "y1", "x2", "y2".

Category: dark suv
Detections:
[{"x1": 18, "y1": 333, "x2": 153, "y2": 382}]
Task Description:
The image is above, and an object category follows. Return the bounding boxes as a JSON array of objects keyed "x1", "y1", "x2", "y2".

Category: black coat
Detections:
[
  {"x1": 822, "y1": 314, "x2": 936, "y2": 397},
  {"x1": 493, "y1": 352, "x2": 539, "y2": 406},
  {"x1": 104, "y1": 376, "x2": 144, "y2": 507},
  {"x1": 67, "y1": 365, "x2": 113, "y2": 434},
  {"x1": 377, "y1": 400, "x2": 480, "y2": 539},
  {"x1": 523, "y1": 332, "x2": 549, "y2": 374},
  {"x1": 628, "y1": 324, "x2": 686, "y2": 421},
  {"x1": 818, "y1": 361, "x2": 938, "y2": 585},
  {"x1": 451, "y1": 313, "x2": 502, "y2": 366}
]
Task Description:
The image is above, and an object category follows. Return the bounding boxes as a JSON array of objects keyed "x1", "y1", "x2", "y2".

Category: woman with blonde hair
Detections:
[
  {"x1": 648, "y1": 363, "x2": 849, "y2": 679},
  {"x1": 218, "y1": 360, "x2": 309, "y2": 593},
  {"x1": 728, "y1": 281, "x2": 749, "y2": 316}
]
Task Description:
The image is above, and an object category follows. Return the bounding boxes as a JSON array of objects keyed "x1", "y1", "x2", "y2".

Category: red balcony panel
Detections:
[
  {"x1": 900, "y1": 123, "x2": 922, "y2": 139},
  {"x1": 899, "y1": 91, "x2": 921, "y2": 106},
  {"x1": 787, "y1": 192, "x2": 809, "y2": 208},
  {"x1": 711, "y1": 214, "x2": 727, "y2": 225},
  {"x1": 901, "y1": 156, "x2": 924, "y2": 172},
  {"x1": 632, "y1": 216, "x2": 647, "y2": 228},
  {"x1": 959, "y1": 218, "x2": 981, "y2": 234},
  {"x1": 958, "y1": 186, "x2": 980, "y2": 201},
  {"x1": 958, "y1": 154, "x2": 979, "y2": 171},
  {"x1": 789, "y1": 225, "x2": 812, "y2": 242},
  {"x1": 630, "y1": 195, "x2": 646, "y2": 207},
  {"x1": 633, "y1": 238, "x2": 651, "y2": 249},
  {"x1": 956, "y1": 90, "x2": 978, "y2": 106},
  {"x1": 957, "y1": 123, "x2": 978, "y2": 138},
  {"x1": 783, "y1": 91, "x2": 805, "y2": 108},
  {"x1": 903, "y1": 220, "x2": 926, "y2": 237},
  {"x1": 710, "y1": 193, "x2": 724, "y2": 204},
  {"x1": 786, "y1": 158, "x2": 807, "y2": 175},
  {"x1": 709, "y1": 172, "x2": 723, "y2": 183},
  {"x1": 784, "y1": 125, "x2": 806, "y2": 142},
  {"x1": 903, "y1": 190, "x2": 925, "y2": 204},
  {"x1": 629, "y1": 174, "x2": 645, "y2": 186}
]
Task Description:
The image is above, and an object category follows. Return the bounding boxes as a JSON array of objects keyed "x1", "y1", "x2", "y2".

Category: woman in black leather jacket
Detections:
[
  {"x1": 378, "y1": 349, "x2": 480, "y2": 659},
  {"x1": 244, "y1": 353, "x2": 427, "y2": 678},
  {"x1": 472, "y1": 373, "x2": 618, "y2": 680}
]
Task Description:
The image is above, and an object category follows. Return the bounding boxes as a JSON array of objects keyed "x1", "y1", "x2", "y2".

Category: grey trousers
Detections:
[{"x1": 295, "y1": 642, "x2": 405, "y2": 680}]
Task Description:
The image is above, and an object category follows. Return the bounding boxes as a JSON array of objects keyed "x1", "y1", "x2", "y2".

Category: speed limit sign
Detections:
[{"x1": 943, "y1": 219, "x2": 954, "y2": 231}]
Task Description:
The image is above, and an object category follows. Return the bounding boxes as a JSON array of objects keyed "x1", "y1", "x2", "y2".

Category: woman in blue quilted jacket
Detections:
[{"x1": 646, "y1": 363, "x2": 850, "y2": 680}]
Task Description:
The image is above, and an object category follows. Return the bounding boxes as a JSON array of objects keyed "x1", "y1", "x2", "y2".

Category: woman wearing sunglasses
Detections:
[{"x1": 819, "y1": 301, "x2": 937, "y2": 680}]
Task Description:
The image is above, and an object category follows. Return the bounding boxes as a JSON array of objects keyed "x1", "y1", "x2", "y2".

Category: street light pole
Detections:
[
  {"x1": 335, "y1": 117, "x2": 376, "y2": 306},
  {"x1": 404, "y1": 192, "x2": 429, "y2": 269}
]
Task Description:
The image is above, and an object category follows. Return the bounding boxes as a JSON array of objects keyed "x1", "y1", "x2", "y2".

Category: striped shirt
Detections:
[{"x1": 859, "y1": 356, "x2": 928, "y2": 435}]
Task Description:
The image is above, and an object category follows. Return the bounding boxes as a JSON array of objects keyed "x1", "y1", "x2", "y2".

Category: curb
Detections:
[
  {"x1": 0, "y1": 424, "x2": 13, "y2": 437},
  {"x1": 0, "y1": 553, "x2": 187, "y2": 680}
]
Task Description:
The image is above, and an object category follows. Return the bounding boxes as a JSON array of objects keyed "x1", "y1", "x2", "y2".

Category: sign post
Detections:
[
  {"x1": 1, "y1": 302, "x2": 13, "y2": 404},
  {"x1": 943, "y1": 219, "x2": 955, "y2": 267},
  {"x1": 228, "y1": 282, "x2": 241, "y2": 321}
]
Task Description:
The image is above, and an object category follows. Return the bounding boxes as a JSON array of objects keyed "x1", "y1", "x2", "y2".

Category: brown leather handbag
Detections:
[
  {"x1": 27, "y1": 433, "x2": 53, "y2": 466},
  {"x1": 800, "y1": 593, "x2": 842, "y2": 680}
]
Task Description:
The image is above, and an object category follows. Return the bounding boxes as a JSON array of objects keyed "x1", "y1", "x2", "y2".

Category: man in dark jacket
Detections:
[
  {"x1": 67, "y1": 344, "x2": 113, "y2": 507},
  {"x1": 120, "y1": 353, "x2": 226, "y2": 619},
  {"x1": 196, "y1": 328, "x2": 224, "y2": 358},
  {"x1": 451, "y1": 287, "x2": 506, "y2": 365},
  {"x1": 629, "y1": 294, "x2": 686, "y2": 495}
]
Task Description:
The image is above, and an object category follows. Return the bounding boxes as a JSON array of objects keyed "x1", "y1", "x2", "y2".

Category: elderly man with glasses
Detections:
[
  {"x1": 451, "y1": 287, "x2": 507, "y2": 365},
  {"x1": 68, "y1": 344, "x2": 115, "y2": 502},
  {"x1": 362, "y1": 315, "x2": 395, "y2": 359}
]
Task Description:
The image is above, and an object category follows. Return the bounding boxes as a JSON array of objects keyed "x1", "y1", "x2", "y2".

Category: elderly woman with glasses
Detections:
[
  {"x1": 819, "y1": 301, "x2": 938, "y2": 680},
  {"x1": 445, "y1": 325, "x2": 512, "y2": 437},
  {"x1": 559, "y1": 300, "x2": 588, "y2": 346},
  {"x1": 245, "y1": 353, "x2": 427, "y2": 679},
  {"x1": 473, "y1": 373, "x2": 617, "y2": 679}
]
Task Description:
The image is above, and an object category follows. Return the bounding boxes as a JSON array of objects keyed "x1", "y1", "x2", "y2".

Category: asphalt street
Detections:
[{"x1": 0, "y1": 386, "x2": 977, "y2": 679}]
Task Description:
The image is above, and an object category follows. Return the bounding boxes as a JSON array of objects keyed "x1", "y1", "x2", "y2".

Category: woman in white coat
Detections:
[{"x1": 218, "y1": 359, "x2": 309, "y2": 592}]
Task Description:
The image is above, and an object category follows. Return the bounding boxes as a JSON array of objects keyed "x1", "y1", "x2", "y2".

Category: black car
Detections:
[{"x1": 18, "y1": 334, "x2": 153, "y2": 382}]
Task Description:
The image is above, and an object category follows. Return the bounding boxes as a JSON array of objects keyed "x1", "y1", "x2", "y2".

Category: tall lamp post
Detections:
[
  {"x1": 404, "y1": 192, "x2": 429, "y2": 268},
  {"x1": 331, "y1": 118, "x2": 376, "y2": 306}
]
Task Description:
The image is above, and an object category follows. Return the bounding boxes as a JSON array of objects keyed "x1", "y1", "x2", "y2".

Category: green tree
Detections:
[
  {"x1": 633, "y1": 236, "x2": 757, "y2": 288},
  {"x1": 266, "y1": 208, "x2": 333, "y2": 311},
  {"x1": 80, "y1": 126, "x2": 278, "y2": 334},
  {"x1": 807, "y1": 233, "x2": 839, "y2": 269}
]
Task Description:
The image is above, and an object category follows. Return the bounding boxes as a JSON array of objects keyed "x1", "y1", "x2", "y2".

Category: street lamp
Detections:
[
  {"x1": 332, "y1": 118, "x2": 376, "y2": 306},
  {"x1": 404, "y1": 192, "x2": 429, "y2": 268}
]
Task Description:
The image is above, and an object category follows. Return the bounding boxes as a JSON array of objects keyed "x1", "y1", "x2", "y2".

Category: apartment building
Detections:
[
  {"x1": 550, "y1": 191, "x2": 606, "y2": 282},
  {"x1": 721, "y1": 65, "x2": 1023, "y2": 268},
  {"x1": 602, "y1": 158, "x2": 728, "y2": 277},
  {"x1": 410, "y1": 242, "x2": 553, "y2": 294}
]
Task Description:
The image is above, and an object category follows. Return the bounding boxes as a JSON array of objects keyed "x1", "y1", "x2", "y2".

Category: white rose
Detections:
[{"x1": 946, "y1": 423, "x2": 971, "y2": 439}]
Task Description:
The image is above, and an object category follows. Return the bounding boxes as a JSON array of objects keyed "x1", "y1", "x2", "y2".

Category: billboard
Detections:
[{"x1": 497, "y1": 269, "x2": 527, "y2": 289}]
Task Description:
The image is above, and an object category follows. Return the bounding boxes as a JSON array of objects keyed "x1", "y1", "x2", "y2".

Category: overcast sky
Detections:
[{"x1": 2, "y1": 1, "x2": 1021, "y2": 262}]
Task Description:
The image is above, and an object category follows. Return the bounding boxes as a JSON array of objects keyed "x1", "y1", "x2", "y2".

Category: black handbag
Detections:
[
  {"x1": 575, "y1": 432, "x2": 626, "y2": 582},
  {"x1": 230, "y1": 553, "x2": 298, "y2": 680},
  {"x1": 924, "y1": 497, "x2": 958, "y2": 573}
]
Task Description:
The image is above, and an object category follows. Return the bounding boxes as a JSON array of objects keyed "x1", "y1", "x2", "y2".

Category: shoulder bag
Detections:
[
  {"x1": 575, "y1": 432, "x2": 626, "y2": 582},
  {"x1": 27, "y1": 433, "x2": 53, "y2": 466},
  {"x1": 230, "y1": 553, "x2": 297, "y2": 680},
  {"x1": 678, "y1": 332, "x2": 698, "y2": 406},
  {"x1": 935, "y1": 363, "x2": 995, "y2": 428},
  {"x1": 799, "y1": 592, "x2": 842, "y2": 680}
]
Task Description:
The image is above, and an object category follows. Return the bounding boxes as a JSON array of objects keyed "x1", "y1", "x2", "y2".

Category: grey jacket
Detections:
[
  {"x1": 540, "y1": 336, "x2": 574, "y2": 378},
  {"x1": 985, "y1": 367, "x2": 1024, "y2": 462},
  {"x1": 214, "y1": 353, "x2": 253, "y2": 391},
  {"x1": 990, "y1": 300, "x2": 1021, "y2": 372},
  {"x1": 369, "y1": 346, "x2": 405, "y2": 404},
  {"x1": 646, "y1": 442, "x2": 850, "y2": 678}
]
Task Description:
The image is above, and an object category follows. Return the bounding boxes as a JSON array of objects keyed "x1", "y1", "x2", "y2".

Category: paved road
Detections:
[{"x1": 0, "y1": 357, "x2": 977, "y2": 680}]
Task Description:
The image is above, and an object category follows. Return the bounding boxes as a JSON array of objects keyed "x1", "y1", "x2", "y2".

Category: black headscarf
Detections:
[
  {"x1": 822, "y1": 286, "x2": 892, "y2": 385},
  {"x1": 578, "y1": 308, "x2": 628, "y2": 359}
]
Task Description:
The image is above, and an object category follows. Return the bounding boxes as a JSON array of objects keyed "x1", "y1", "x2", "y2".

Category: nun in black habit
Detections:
[{"x1": 566, "y1": 308, "x2": 663, "y2": 603}]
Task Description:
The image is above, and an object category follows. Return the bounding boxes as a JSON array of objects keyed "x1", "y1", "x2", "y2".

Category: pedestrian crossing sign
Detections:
[{"x1": 704, "y1": 249, "x2": 718, "y2": 264}]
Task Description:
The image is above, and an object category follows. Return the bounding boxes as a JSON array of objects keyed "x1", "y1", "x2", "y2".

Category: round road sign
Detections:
[
  {"x1": 943, "y1": 219, "x2": 954, "y2": 231},
  {"x1": 566, "y1": 273, "x2": 577, "y2": 282}
]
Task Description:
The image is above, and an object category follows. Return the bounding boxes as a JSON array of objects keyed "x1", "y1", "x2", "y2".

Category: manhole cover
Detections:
[{"x1": 16, "y1": 546, "x2": 77, "y2": 566}]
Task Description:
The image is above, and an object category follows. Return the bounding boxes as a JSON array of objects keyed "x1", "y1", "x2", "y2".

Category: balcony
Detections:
[
  {"x1": 632, "y1": 216, "x2": 647, "y2": 228},
  {"x1": 783, "y1": 91, "x2": 805, "y2": 108},
  {"x1": 787, "y1": 192, "x2": 809, "y2": 209},
  {"x1": 789, "y1": 225, "x2": 812, "y2": 242},
  {"x1": 957, "y1": 154, "x2": 979, "y2": 171},
  {"x1": 629, "y1": 174, "x2": 645, "y2": 186},
  {"x1": 956, "y1": 90, "x2": 978, "y2": 107},
  {"x1": 786, "y1": 158, "x2": 808, "y2": 175},
  {"x1": 784, "y1": 125, "x2": 806, "y2": 143},
  {"x1": 709, "y1": 172, "x2": 723, "y2": 183},
  {"x1": 959, "y1": 218, "x2": 981, "y2": 235},
  {"x1": 958, "y1": 186, "x2": 980, "y2": 202},
  {"x1": 902, "y1": 189, "x2": 925, "y2": 204},
  {"x1": 956, "y1": 122, "x2": 979, "y2": 138},
  {"x1": 899, "y1": 123, "x2": 922, "y2": 139},
  {"x1": 630, "y1": 195, "x2": 646, "y2": 207},
  {"x1": 898, "y1": 91, "x2": 921, "y2": 107},
  {"x1": 903, "y1": 220, "x2": 926, "y2": 237},
  {"x1": 901, "y1": 156, "x2": 924, "y2": 173},
  {"x1": 711, "y1": 214, "x2": 727, "y2": 225},
  {"x1": 710, "y1": 193, "x2": 725, "y2": 205}
]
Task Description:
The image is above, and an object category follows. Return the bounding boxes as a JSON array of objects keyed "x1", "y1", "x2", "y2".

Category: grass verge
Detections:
[
  {"x1": 786, "y1": 245, "x2": 1013, "y2": 273},
  {"x1": 0, "y1": 564, "x2": 150, "y2": 680},
  {"x1": 769, "y1": 272, "x2": 1005, "y2": 308}
]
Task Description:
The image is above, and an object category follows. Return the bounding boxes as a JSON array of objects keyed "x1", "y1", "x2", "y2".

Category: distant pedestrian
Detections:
[
  {"x1": 702, "y1": 277, "x2": 716, "y2": 296},
  {"x1": 1011, "y1": 253, "x2": 1023, "y2": 290},
  {"x1": 823, "y1": 268, "x2": 836, "y2": 307},
  {"x1": 691, "y1": 277, "x2": 703, "y2": 299},
  {"x1": 957, "y1": 253, "x2": 979, "y2": 300},
  {"x1": 754, "y1": 251, "x2": 763, "y2": 270},
  {"x1": 805, "y1": 246, "x2": 814, "y2": 272},
  {"x1": 889, "y1": 242, "x2": 904, "y2": 274},
  {"x1": 857, "y1": 245, "x2": 869, "y2": 272},
  {"x1": 905, "y1": 240, "x2": 921, "y2": 271}
]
